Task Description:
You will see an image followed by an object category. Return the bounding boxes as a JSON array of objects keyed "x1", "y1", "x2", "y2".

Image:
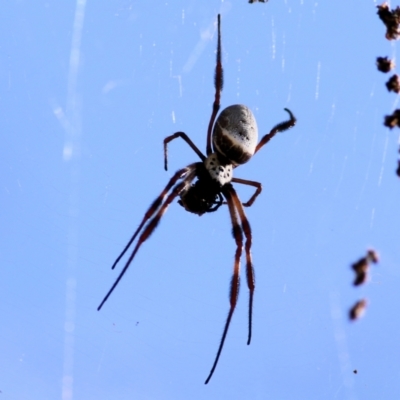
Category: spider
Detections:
[{"x1": 98, "y1": 14, "x2": 296, "y2": 384}]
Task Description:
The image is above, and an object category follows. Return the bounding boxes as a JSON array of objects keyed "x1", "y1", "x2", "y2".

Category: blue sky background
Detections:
[{"x1": 2, "y1": 1, "x2": 400, "y2": 399}]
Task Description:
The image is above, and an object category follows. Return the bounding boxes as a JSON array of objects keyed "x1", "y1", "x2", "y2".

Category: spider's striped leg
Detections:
[
  {"x1": 230, "y1": 187, "x2": 255, "y2": 345},
  {"x1": 163, "y1": 132, "x2": 205, "y2": 171},
  {"x1": 254, "y1": 108, "x2": 296, "y2": 154},
  {"x1": 231, "y1": 177, "x2": 262, "y2": 207},
  {"x1": 98, "y1": 167, "x2": 198, "y2": 311},
  {"x1": 110, "y1": 167, "x2": 191, "y2": 271},
  {"x1": 206, "y1": 14, "x2": 223, "y2": 156},
  {"x1": 205, "y1": 185, "x2": 243, "y2": 385}
]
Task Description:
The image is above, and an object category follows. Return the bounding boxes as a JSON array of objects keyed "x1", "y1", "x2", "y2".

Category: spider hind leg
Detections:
[
  {"x1": 98, "y1": 166, "x2": 197, "y2": 311},
  {"x1": 204, "y1": 186, "x2": 242, "y2": 384},
  {"x1": 205, "y1": 184, "x2": 254, "y2": 384}
]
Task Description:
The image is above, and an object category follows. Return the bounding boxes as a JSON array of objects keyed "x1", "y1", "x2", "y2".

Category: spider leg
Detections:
[
  {"x1": 206, "y1": 14, "x2": 223, "y2": 156},
  {"x1": 254, "y1": 108, "x2": 296, "y2": 154},
  {"x1": 205, "y1": 185, "x2": 243, "y2": 384},
  {"x1": 229, "y1": 187, "x2": 255, "y2": 346},
  {"x1": 110, "y1": 167, "x2": 191, "y2": 271},
  {"x1": 98, "y1": 167, "x2": 197, "y2": 311},
  {"x1": 163, "y1": 132, "x2": 205, "y2": 171},
  {"x1": 231, "y1": 177, "x2": 262, "y2": 207}
]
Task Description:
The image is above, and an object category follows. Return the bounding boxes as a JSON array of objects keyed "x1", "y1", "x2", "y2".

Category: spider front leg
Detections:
[
  {"x1": 219, "y1": 178, "x2": 261, "y2": 208},
  {"x1": 163, "y1": 132, "x2": 205, "y2": 171},
  {"x1": 206, "y1": 14, "x2": 223, "y2": 156},
  {"x1": 231, "y1": 177, "x2": 262, "y2": 207},
  {"x1": 254, "y1": 108, "x2": 296, "y2": 154}
]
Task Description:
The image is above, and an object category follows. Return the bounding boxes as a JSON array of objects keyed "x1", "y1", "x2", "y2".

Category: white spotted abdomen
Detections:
[{"x1": 213, "y1": 104, "x2": 258, "y2": 165}]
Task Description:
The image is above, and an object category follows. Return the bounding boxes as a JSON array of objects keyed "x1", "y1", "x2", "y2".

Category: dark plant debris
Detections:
[
  {"x1": 386, "y1": 74, "x2": 400, "y2": 93},
  {"x1": 351, "y1": 250, "x2": 379, "y2": 286},
  {"x1": 384, "y1": 109, "x2": 400, "y2": 128},
  {"x1": 377, "y1": 3, "x2": 400, "y2": 40},
  {"x1": 397, "y1": 159, "x2": 400, "y2": 177},
  {"x1": 349, "y1": 299, "x2": 367, "y2": 321},
  {"x1": 376, "y1": 56, "x2": 395, "y2": 72}
]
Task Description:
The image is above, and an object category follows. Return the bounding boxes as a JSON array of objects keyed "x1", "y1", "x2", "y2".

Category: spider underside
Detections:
[{"x1": 98, "y1": 14, "x2": 296, "y2": 384}]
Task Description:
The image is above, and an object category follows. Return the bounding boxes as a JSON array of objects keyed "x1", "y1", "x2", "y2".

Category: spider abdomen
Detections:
[{"x1": 213, "y1": 104, "x2": 258, "y2": 165}]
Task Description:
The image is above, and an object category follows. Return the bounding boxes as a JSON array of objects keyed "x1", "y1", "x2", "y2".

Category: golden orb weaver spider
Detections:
[{"x1": 98, "y1": 14, "x2": 296, "y2": 384}]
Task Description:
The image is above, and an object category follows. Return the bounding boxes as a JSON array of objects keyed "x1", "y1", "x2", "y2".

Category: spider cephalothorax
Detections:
[{"x1": 98, "y1": 14, "x2": 296, "y2": 384}]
